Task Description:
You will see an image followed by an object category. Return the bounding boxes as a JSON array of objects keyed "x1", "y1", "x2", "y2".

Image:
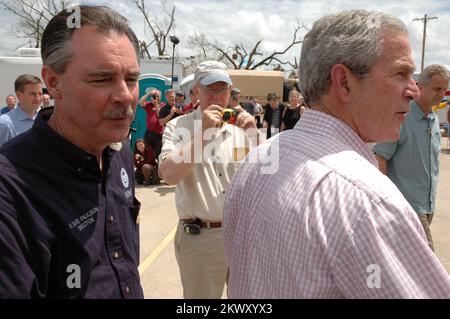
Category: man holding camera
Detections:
[
  {"x1": 158, "y1": 61, "x2": 258, "y2": 299},
  {"x1": 139, "y1": 88, "x2": 164, "y2": 160}
]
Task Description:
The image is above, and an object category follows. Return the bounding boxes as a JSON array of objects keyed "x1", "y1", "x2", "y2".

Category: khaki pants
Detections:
[
  {"x1": 174, "y1": 222, "x2": 228, "y2": 299},
  {"x1": 418, "y1": 213, "x2": 434, "y2": 252}
]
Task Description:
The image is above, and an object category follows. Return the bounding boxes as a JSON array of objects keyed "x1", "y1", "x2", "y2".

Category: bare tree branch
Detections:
[
  {"x1": 188, "y1": 24, "x2": 303, "y2": 71},
  {"x1": 0, "y1": 0, "x2": 68, "y2": 48},
  {"x1": 134, "y1": 0, "x2": 176, "y2": 57},
  {"x1": 209, "y1": 43, "x2": 237, "y2": 69},
  {"x1": 250, "y1": 24, "x2": 303, "y2": 70}
]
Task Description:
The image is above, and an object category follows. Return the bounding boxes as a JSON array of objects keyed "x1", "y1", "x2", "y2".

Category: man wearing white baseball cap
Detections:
[{"x1": 159, "y1": 61, "x2": 258, "y2": 298}]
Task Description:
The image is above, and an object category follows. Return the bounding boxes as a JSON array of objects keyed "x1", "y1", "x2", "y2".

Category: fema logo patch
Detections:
[{"x1": 120, "y1": 168, "x2": 129, "y2": 188}]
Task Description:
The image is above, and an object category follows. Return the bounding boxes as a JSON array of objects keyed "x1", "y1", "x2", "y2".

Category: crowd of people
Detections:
[{"x1": 0, "y1": 5, "x2": 449, "y2": 299}]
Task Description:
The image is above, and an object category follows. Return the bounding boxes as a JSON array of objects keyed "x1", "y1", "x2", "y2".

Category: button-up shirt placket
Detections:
[
  {"x1": 428, "y1": 114, "x2": 440, "y2": 213},
  {"x1": 102, "y1": 151, "x2": 133, "y2": 298}
]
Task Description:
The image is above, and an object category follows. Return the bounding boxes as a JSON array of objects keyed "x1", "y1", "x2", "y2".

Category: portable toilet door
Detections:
[{"x1": 130, "y1": 73, "x2": 171, "y2": 150}]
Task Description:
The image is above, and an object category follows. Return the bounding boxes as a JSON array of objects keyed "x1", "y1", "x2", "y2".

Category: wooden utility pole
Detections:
[{"x1": 413, "y1": 14, "x2": 438, "y2": 71}]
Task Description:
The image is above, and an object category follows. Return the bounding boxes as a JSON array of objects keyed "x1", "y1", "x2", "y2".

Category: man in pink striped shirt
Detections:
[{"x1": 223, "y1": 10, "x2": 450, "y2": 298}]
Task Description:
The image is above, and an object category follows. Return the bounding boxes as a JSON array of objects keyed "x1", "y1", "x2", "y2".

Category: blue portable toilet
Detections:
[{"x1": 130, "y1": 73, "x2": 171, "y2": 150}]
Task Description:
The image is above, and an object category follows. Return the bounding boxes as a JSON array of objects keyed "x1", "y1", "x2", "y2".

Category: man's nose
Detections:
[
  {"x1": 113, "y1": 80, "x2": 135, "y2": 104},
  {"x1": 406, "y1": 77, "x2": 420, "y2": 101}
]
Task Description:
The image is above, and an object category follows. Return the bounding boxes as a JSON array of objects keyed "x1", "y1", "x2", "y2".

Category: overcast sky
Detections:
[{"x1": 1, "y1": 0, "x2": 449, "y2": 72}]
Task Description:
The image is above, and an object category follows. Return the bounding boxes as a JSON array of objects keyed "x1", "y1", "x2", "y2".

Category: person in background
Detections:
[
  {"x1": 373, "y1": 64, "x2": 450, "y2": 251},
  {"x1": 41, "y1": 93, "x2": 52, "y2": 108},
  {"x1": 158, "y1": 61, "x2": 257, "y2": 299},
  {"x1": 133, "y1": 138, "x2": 159, "y2": 186},
  {"x1": 223, "y1": 10, "x2": 450, "y2": 298},
  {"x1": 159, "y1": 89, "x2": 183, "y2": 127},
  {"x1": 183, "y1": 87, "x2": 200, "y2": 114},
  {"x1": 139, "y1": 88, "x2": 164, "y2": 160},
  {"x1": 231, "y1": 87, "x2": 241, "y2": 100},
  {"x1": 0, "y1": 74, "x2": 42, "y2": 147},
  {"x1": 1, "y1": 95, "x2": 16, "y2": 114},
  {"x1": 175, "y1": 91, "x2": 187, "y2": 111},
  {"x1": 228, "y1": 94, "x2": 240, "y2": 108},
  {"x1": 244, "y1": 97, "x2": 263, "y2": 128},
  {"x1": 280, "y1": 90, "x2": 304, "y2": 131},
  {"x1": 262, "y1": 92, "x2": 284, "y2": 139}
]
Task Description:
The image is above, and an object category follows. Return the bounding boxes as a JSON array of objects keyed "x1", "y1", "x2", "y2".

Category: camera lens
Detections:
[{"x1": 222, "y1": 112, "x2": 231, "y2": 121}]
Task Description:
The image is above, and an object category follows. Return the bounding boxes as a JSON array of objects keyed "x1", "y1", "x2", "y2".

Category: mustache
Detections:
[{"x1": 104, "y1": 105, "x2": 134, "y2": 120}]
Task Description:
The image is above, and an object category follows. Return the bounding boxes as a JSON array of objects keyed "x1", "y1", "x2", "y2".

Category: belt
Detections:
[{"x1": 181, "y1": 219, "x2": 222, "y2": 228}]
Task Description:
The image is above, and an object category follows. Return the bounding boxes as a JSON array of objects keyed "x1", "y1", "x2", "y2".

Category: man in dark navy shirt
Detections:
[{"x1": 0, "y1": 6, "x2": 143, "y2": 298}]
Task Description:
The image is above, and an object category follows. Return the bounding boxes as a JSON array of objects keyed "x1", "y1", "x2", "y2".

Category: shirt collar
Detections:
[
  {"x1": 32, "y1": 107, "x2": 121, "y2": 179},
  {"x1": 409, "y1": 100, "x2": 436, "y2": 122},
  {"x1": 193, "y1": 105, "x2": 203, "y2": 121},
  {"x1": 13, "y1": 104, "x2": 36, "y2": 121},
  {"x1": 296, "y1": 109, "x2": 378, "y2": 167}
]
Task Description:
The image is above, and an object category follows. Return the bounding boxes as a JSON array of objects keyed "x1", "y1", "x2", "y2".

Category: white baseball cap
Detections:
[{"x1": 194, "y1": 61, "x2": 233, "y2": 86}]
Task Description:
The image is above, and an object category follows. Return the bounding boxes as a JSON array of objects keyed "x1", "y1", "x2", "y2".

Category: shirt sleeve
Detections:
[
  {"x1": 0, "y1": 209, "x2": 43, "y2": 298},
  {"x1": 331, "y1": 191, "x2": 450, "y2": 298},
  {"x1": 372, "y1": 140, "x2": 398, "y2": 161},
  {"x1": 0, "y1": 116, "x2": 15, "y2": 148}
]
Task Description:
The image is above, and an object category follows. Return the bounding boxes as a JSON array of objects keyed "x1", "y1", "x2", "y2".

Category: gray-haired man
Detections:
[
  {"x1": 223, "y1": 10, "x2": 450, "y2": 298},
  {"x1": 374, "y1": 64, "x2": 450, "y2": 252}
]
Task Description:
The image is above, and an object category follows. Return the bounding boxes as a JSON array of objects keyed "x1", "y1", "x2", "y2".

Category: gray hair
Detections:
[
  {"x1": 41, "y1": 5, "x2": 140, "y2": 74},
  {"x1": 165, "y1": 89, "x2": 175, "y2": 96},
  {"x1": 299, "y1": 10, "x2": 408, "y2": 104},
  {"x1": 418, "y1": 64, "x2": 450, "y2": 86}
]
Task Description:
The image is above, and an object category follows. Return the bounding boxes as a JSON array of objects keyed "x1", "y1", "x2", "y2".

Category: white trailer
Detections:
[{"x1": 0, "y1": 56, "x2": 44, "y2": 101}]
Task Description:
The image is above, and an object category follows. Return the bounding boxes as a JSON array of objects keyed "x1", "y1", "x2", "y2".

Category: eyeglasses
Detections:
[{"x1": 200, "y1": 85, "x2": 229, "y2": 96}]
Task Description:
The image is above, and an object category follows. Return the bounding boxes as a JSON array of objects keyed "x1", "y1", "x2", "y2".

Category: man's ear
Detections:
[
  {"x1": 417, "y1": 83, "x2": 424, "y2": 96},
  {"x1": 330, "y1": 64, "x2": 353, "y2": 104},
  {"x1": 193, "y1": 83, "x2": 200, "y2": 96},
  {"x1": 41, "y1": 65, "x2": 62, "y2": 99},
  {"x1": 15, "y1": 90, "x2": 23, "y2": 101}
]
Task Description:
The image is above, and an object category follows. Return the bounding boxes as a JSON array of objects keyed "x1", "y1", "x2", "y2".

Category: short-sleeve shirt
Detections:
[
  {"x1": 373, "y1": 101, "x2": 441, "y2": 214},
  {"x1": 158, "y1": 103, "x2": 182, "y2": 122},
  {"x1": 142, "y1": 102, "x2": 163, "y2": 134},
  {"x1": 159, "y1": 107, "x2": 253, "y2": 221},
  {"x1": 0, "y1": 108, "x2": 143, "y2": 298},
  {"x1": 0, "y1": 104, "x2": 36, "y2": 147}
]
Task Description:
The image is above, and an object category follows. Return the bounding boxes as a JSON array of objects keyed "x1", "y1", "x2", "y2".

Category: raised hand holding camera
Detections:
[{"x1": 202, "y1": 104, "x2": 223, "y2": 132}]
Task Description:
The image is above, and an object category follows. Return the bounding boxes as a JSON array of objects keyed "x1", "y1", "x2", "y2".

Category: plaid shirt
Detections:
[{"x1": 223, "y1": 110, "x2": 450, "y2": 298}]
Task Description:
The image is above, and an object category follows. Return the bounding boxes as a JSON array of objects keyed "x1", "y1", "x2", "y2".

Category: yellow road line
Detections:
[{"x1": 138, "y1": 225, "x2": 177, "y2": 276}]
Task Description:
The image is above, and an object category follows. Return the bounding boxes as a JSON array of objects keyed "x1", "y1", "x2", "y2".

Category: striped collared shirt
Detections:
[{"x1": 223, "y1": 109, "x2": 450, "y2": 298}]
